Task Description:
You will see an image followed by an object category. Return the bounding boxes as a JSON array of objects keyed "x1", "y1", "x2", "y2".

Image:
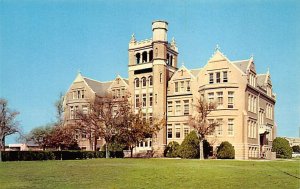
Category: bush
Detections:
[
  {"x1": 217, "y1": 141, "x2": 235, "y2": 159},
  {"x1": 292, "y1": 145, "x2": 300, "y2": 153},
  {"x1": 1, "y1": 150, "x2": 123, "y2": 161},
  {"x1": 164, "y1": 141, "x2": 180, "y2": 158},
  {"x1": 178, "y1": 131, "x2": 199, "y2": 159},
  {"x1": 272, "y1": 137, "x2": 292, "y2": 159}
]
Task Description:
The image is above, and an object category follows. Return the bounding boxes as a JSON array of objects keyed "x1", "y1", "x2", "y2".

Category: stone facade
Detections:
[{"x1": 63, "y1": 20, "x2": 276, "y2": 159}]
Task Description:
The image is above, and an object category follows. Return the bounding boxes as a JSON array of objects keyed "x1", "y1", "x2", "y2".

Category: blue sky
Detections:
[{"x1": 1, "y1": 0, "x2": 299, "y2": 143}]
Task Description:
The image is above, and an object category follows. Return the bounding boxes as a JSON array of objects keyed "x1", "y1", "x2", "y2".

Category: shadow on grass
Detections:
[{"x1": 267, "y1": 163, "x2": 300, "y2": 180}]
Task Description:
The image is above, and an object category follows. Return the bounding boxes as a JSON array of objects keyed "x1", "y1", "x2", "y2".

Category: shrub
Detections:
[
  {"x1": 203, "y1": 140, "x2": 213, "y2": 159},
  {"x1": 217, "y1": 141, "x2": 235, "y2": 159},
  {"x1": 292, "y1": 145, "x2": 300, "y2": 153},
  {"x1": 164, "y1": 141, "x2": 180, "y2": 158},
  {"x1": 178, "y1": 131, "x2": 199, "y2": 159},
  {"x1": 272, "y1": 137, "x2": 292, "y2": 159}
]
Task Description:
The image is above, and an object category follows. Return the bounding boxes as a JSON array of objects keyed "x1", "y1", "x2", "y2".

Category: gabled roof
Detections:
[
  {"x1": 190, "y1": 68, "x2": 202, "y2": 77},
  {"x1": 83, "y1": 77, "x2": 113, "y2": 96},
  {"x1": 257, "y1": 74, "x2": 267, "y2": 87},
  {"x1": 232, "y1": 59, "x2": 250, "y2": 74}
]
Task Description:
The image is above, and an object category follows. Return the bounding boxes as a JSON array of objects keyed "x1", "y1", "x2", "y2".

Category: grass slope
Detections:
[{"x1": 0, "y1": 159, "x2": 299, "y2": 189}]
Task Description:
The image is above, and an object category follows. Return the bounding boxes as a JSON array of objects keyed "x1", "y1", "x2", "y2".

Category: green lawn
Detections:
[{"x1": 0, "y1": 158, "x2": 299, "y2": 189}]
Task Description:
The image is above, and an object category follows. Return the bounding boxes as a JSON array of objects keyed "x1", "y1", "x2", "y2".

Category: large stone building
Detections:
[{"x1": 63, "y1": 20, "x2": 276, "y2": 159}]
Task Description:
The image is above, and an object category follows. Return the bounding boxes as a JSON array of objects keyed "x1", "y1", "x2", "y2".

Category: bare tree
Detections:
[
  {"x1": 117, "y1": 102, "x2": 162, "y2": 158},
  {"x1": 0, "y1": 98, "x2": 20, "y2": 161},
  {"x1": 76, "y1": 95, "x2": 123, "y2": 158},
  {"x1": 189, "y1": 98, "x2": 219, "y2": 159}
]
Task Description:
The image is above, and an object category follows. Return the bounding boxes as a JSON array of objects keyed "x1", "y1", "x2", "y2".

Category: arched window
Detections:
[
  {"x1": 166, "y1": 53, "x2": 170, "y2": 65},
  {"x1": 170, "y1": 55, "x2": 173, "y2": 66},
  {"x1": 142, "y1": 77, "x2": 146, "y2": 87},
  {"x1": 136, "y1": 53, "x2": 141, "y2": 64},
  {"x1": 149, "y1": 50, "x2": 153, "y2": 61},
  {"x1": 135, "y1": 78, "x2": 139, "y2": 88},
  {"x1": 142, "y1": 51, "x2": 147, "y2": 63},
  {"x1": 148, "y1": 76, "x2": 153, "y2": 86}
]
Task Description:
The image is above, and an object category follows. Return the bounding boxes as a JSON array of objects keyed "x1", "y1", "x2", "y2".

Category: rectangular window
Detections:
[
  {"x1": 208, "y1": 92, "x2": 214, "y2": 103},
  {"x1": 217, "y1": 92, "x2": 223, "y2": 107},
  {"x1": 117, "y1": 89, "x2": 120, "y2": 98},
  {"x1": 186, "y1": 81, "x2": 190, "y2": 91},
  {"x1": 82, "y1": 105, "x2": 88, "y2": 114},
  {"x1": 145, "y1": 141, "x2": 148, "y2": 147},
  {"x1": 81, "y1": 90, "x2": 85, "y2": 98},
  {"x1": 121, "y1": 88, "x2": 125, "y2": 98},
  {"x1": 149, "y1": 93, "x2": 153, "y2": 107},
  {"x1": 223, "y1": 71, "x2": 228, "y2": 82},
  {"x1": 216, "y1": 72, "x2": 221, "y2": 83},
  {"x1": 167, "y1": 101, "x2": 173, "y2": 115},
  {"x1": 135, "y1": 94, "x2": 139, "y2": 108},
  {"x1": 142, "y1": 94, "x2": 146, "y2": 107},
  {"x1": 167, "y1": 126, "x2": 172, "y2": 138},
  {"x1": 216, "y1": 119, "x2": 223, "y2": 135},
  {"x1": 70, "y1": 106, "x2": 74, "y2": 119},
  {"x1": 143, "y1": 113, "x2": 146, "y2": 123},
  {"x1": 184, "y1": 127, "x2": 189, "y2": 137},
  {"x1": 73, "y1": 91, "x2": 76, "y2": 99},
  {"x1": 175, "y1": 82, "x2": 178, "y2": 92},
  {"x1": 175, "y1": 127, "x2": 181, "y2": 138},
  {"x1": 184, "y1": 100, "x2": 189, "y2": 115},
  {"x1": 77, "y1": 90, "x2": 81, "y2": 99},
  {"x1": 228, "y1": 91, "x2": 234, "y2": 108},
  {"x1": 149, "y1": 113, "x2": 153, "y2": 125},
  {"x1": 74, "y1": 106, "x2": 78, "y2": 119},
  {"x1": 228, "y1": 119, "x2": 234, "y2": 136},
  {"x1": 209, "y1": 73, "x2": 214, "y2": 84},
  {"x1": 175, "y1": 101, "x2": 181, "y2": 116},
  {"x1": 180, "y1": 81, "x2": 184, "y2": 92}
]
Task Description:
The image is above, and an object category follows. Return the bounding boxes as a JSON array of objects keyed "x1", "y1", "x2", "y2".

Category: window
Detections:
[
  {"x1": 142, "y1": 77, "x2": 146, "y2": 87},
  {"x1": 216, "y1": 72, "x2": 221, "y2": 83},
  {"x1": 135, "y1": 94, "x2": 139, "y2": 108},
  {"x1": 167, "y1": 101, "x2": 173, "y2": 115},
  {"x1": 248, "y1": 95, "x2": 251, "y2": 111},
  {"x1": 149, "y1": 113, "x2": 153, "y2": 124},
  {"x1": 175, "y1": 82, "x2": 178, "y2": 92},
  {"x1": 149, "y1": 50, "x2": 153, "y2": 62},
  {"x1": 217, "y1": 92, "x2": 223, "y2": 107},
  {"x1": 160, "y1": 73, "x2": 162, "y2": 83},
  {"x1": 228, "y1": 119, "x2": 234, "y2": 136},
  {"x1": 117, "y1": 89, "x2": 120, "y2": 98},
  {"x1": 166, "y1": 53, "x2": 170, "y2": 65},
  {"x1": 175, "y1": 127, "x2": 181, "y2": 138},
  {"x1": 121, "y1": 88, "x2": 125, "y2": 98},
  {"x1": 149, "y1": 93, "x2": 153, "y2": 107},
  {"x1": 77, "y1": 90, "x2": 81, "y2": 99},
  {"x1": 184, "y1": 127, "x2": 189, "y2": 137},
  {"x1": 143, "y1": 113, "x2": 146, "y2": 123},
  {"x1": 167, "y1": 126, "x2": 172, "y2": 138},
  {"x1": 73, "y1": 91, "x2": 76, "y2": 99},
  {"x1": 82, "y1": 105, "x2": 88, "y2": 115},
  {"x1": 209, "y1": 73, "x2": 214, "y2": 84},
  {"x1": 142, "y1": 94, "x2": 146, "y2": 107},
  {"x1": 186, "y1": 81, "x2": 190, "y2": 91},
  {"x1": 149, "y1": 76, "x2": 153, "y2": 86},
  {"x1": 74, "y1": 106, "x2": 78, "y2": 119},
  {"x1": 180, "y1": 81, "x2": 184, "y2": 92},
  {"x1": 135, "y1": 78, "x2": 139, "y2": 88},
  {"x1": 216, "y1": 119, "x2": 223, "y2": 135},
  {"x1": 81, "y1": 90, "x2": 85, "y2": 98},
  {"x1": 228, "y1": 91, "x2": 234, "y2": 108},
  {"x1": 184, "y1": 100, "x2": 189, "y2": 115},
  {"x1": 253, "y1": 97, "x2": 256, "y2": 113},
  {"x1": 136, "y1": 53, "x2": 140, "y2": 64},
  {"x1": 70, "y1": 106, "x2": 74, "y2": 119},
  {"x1": 208, "y1": 92, "x2": 214, "y2": 103},
  {"x1": 175, "y1": 101, "x2": 181, "y2": 115},
  {"x1": 140, "y1": 141, "x2": 143, "y2": 147},
  {"x1": 142, "y1": 51, "x2": 147, "y2": 63},
  {"x1": 223, "y1": 71, "x2": 228, "y2": 82},
  {"x1": 145, "y1": 141, "x2": 148, "y2": 147}
]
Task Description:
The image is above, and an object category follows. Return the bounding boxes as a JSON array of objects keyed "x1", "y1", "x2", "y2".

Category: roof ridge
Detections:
[
  {"x1": 231, "y1": 59, "x2": 250, "y2": 63},
  {"x1": 83, "y1": 77, "x2": 113, "y2": 83}
]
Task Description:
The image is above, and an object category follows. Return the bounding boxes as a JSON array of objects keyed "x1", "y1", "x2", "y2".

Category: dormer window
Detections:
[
  {"x1": 223, "y1": 71, "x2": 228, "y2": 82},
  {"x1": 186, "y1": 81, "x2": 190, "y2": 92},
  {"x1": 209, "y1": 73, "x2": 214, "y2": 84},
  {"x1": 216, "y1": 72, "x2": 221, "y2": 83}
]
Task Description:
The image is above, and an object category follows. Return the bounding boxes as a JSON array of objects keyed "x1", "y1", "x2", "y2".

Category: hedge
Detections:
[{"x1": 0, "y1": 150, "x2": 124, "y2": 161}]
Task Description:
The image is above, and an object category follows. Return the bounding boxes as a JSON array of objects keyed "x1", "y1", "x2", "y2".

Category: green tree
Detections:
[
  {"x1": 272, "y1": 137, "x2": 292, "y2": 159},
  {"x1": 179, "y1": 131, "x2": 200, "y2": 159},
  {"x1": 164, "y1": 141, "x2": 180, "y2": 158},
  {"x1": 26, "y1": 124, "x2": 53, "y2": 150},
  {"x1": 292, "y1": 145, "x2": 300, "y2": 153},
  {"x1": 217, "y1": 141, "x2": 235, "y2": 159}
]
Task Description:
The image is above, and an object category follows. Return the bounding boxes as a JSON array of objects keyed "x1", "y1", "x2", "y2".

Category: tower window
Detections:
[
  {"x1": 149, "y1": 50, "x2": 153, "y2": 61},
  {"x1": 135, "y1": 78, "x2": 139, "y2": 88},
  {"x1": 166, "y1": 53, "x2": 170, "y2": 65},
  {"x1": 170, "y1": 55, "x2": 173, "y2": 66},
  {"x1": 136, "y1": 53, "x2": 141, "y2": 64},
  {"x1": 149, "y1": 76, "x2": 153, "y2": 86},
  {"x1": 142, "y1": 77, "x2": 146, "y2": 87},
  {"x1": 142, "y1": 51, "x2": 147, "y2": 63}
]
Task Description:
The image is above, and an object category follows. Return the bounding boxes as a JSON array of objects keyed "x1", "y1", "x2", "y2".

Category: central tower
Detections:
[{"x1": 128, "y1": 20, "x2": 178, "y2": 156}]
